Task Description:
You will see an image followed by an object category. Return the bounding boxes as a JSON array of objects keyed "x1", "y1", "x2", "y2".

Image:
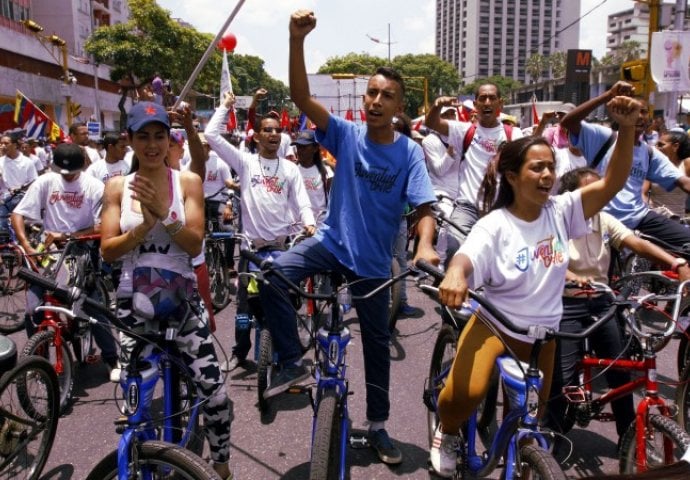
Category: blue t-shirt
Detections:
[
  {"x1": 315, "y1": 115, "x2": 436, "y2": 277},
  {"x1": 571, "y1": 122, "x2": 680, "y2": 228}
]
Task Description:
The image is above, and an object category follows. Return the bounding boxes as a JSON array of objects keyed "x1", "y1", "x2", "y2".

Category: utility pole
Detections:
[{"x1": 366, "y1": 24, "x2": 396, "y2": 64}]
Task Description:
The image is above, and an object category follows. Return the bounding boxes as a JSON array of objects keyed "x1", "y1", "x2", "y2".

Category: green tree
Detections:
[
  {"x1": 460, "y1": 76, "x2": 523, "y2": 98},
  {"x1": 616, "y1": 40, "x2": 643, "y2": 63},
  {"x1": 526, "y1": 53, "x2": 548, "y2": 84},
  {"x1": 85, "y1": 0, "x2": 286, "y2": 126},
  {"x1": 548, "y1": 51, "x2": 567, "y2": 79},
  {"x1": 318, "y1": 53, "x2": 460, "y2": 117}
]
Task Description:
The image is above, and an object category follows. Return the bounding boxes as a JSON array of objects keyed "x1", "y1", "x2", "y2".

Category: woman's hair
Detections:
[
  {"x1": 557, "y1": 167, "x2": 600, "y2": 194},
  {"x1": 662, "y1": 130, "x2": 690, "y2": 159},
  {"x1": 479, "y1": 136, "x2": 554, "y2": 214}
]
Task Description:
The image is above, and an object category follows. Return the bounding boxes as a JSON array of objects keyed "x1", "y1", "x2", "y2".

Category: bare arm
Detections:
[
  {"x1": 623, "y1": 234, "x2": 690, "y2": 281},
  {"x1": 579, "y1": 96, "x2": 639, "y2": 219},
  {"x1": 425, "y1": 96, "x2": 459, "y2": 137},
  {"x1": 533, "y1": 111, "x2": 556, "y2": 137},
  {"x1": 412, "y1": 203, "x2": 441, "y2": 267},
  {"x1": 438, "y1": 252, "x2": 474, "y2": 308},
  {"x1": 289, "y1": 10, "x2": 329, "y2": 131},
  {"x1": 560, "y1": 81, "x2": 633, "y2": 136}
]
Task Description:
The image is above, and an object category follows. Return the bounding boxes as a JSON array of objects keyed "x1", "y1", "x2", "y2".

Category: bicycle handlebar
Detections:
[
  {"x1": 240, "y1": 249, "x2": 416, "y2": 302},
  {"x1": 415, "y1": 260, "x2": 619, "y2": 341}
]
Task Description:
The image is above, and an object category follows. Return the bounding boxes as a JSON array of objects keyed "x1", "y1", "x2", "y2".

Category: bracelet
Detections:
[
  {"x1": 164, "y1": 220, "x2": 184, "y2": 237},
  {"x1": 129, "y1": 228, "x2": 146, "y2": 245},
  {"x1": 161, "y1": 209, "x2": 180, "y2": 227}
]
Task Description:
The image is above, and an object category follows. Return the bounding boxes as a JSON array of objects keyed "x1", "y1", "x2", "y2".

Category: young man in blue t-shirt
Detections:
[{"x1": 243, "y1": 8, "x2": 439, "y2": 466}]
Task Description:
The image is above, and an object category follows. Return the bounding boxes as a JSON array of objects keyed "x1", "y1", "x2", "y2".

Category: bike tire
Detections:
[
  {"x1": 676, "y1": 296, "x2": 690, "y2": 376},
  {"x1": 206, "y1": 242, "x2": 231, "y2": 311},
  {"x1": 21, "y1": 330, "x2": 74, "y2": 415},
  {"x1": 675, "y1": 362, "x2": 690, "y2": 434},
  {"x1": 426, "y1": 324, "x2": 456, "y2": 448},
  {"x1": 517, "y1": 444, "x2": 567, "y2": 480},
  {"x1": 618, "y1": 413, "x2": 690, "y2": 474},
  {"x1": 0, "y1": 355, "x2": 59, "y2": 480},
  {"x1": 84, "y1": 440, "x2": 221, "y2": 480},
  {"x1": 388, "y1": 258, "x2": 403, "y2": 333},
  {"x1": 257, "y1": 328, "x2": 273, "y2": 412},
  {"x1": 0, "y1": 247, "x2": 27, "y2": 334},
  {"x1": 309, "y1": 389, "x2": 341, "y2": 480}
]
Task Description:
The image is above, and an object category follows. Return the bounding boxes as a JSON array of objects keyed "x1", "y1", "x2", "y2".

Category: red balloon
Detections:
[{"x1": 218, "y1": 32, "x2": 237, "y2": 52}]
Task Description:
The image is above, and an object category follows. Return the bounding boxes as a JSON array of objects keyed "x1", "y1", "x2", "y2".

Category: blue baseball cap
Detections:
[
  {"x1": 291, "y1": 129, "x2": 317, "y2": 146},
  {"x1": 127, "y1": 101, "x2": 170, "y2": 132}
]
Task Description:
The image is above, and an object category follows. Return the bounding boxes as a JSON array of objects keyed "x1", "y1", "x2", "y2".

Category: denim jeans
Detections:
[
  {"x1": 545, "y1": 295, "x2": 635, "y2": 438},
  {"x1": 445, "y1": 201, "x2": 479, "y2": 267},
  {"x1": 258, "y1": 237, "x2": 392, "y2": 422},
  {"x1": 636, "y1": 209, "x2": 690, "y2": 250}
]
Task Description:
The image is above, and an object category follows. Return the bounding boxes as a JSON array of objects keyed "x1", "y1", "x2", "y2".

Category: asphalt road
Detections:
[{"x1": 7, "y1": 272, "x2": 683, "y2": 480}]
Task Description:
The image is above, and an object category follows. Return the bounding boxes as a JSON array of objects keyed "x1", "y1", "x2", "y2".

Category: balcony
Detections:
[{"x1": 92, "y1": 0, "x2": 109, "y2": 13}]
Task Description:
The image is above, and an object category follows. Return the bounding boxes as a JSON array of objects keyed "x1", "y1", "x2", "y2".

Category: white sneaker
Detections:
[
  {"x1": 430, "y1": 424, "x2": 460, "y2": 478},
  {"x1": 107, "y1": 361, "x2": 122, "y2": 383}
]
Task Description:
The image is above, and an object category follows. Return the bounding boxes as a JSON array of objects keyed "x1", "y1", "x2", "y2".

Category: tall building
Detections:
[{"x1": 435, "y1": 0, "x2": 581, "y2": 85}]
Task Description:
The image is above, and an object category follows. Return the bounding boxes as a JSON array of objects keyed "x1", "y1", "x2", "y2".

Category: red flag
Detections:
[
  {"x1": 359, "y1": 109, "x2": 366, "y2": 122},
  {"x1": 226, "y1": 109, "x2": 237, "y2": 131},
  {"x1": 413, "y1": 119, "x2": 423, "y2": 131},
  {"x1": 245, "y1": 118, "x2": 253, "y2": 134},
  {"x1": 345, "y1": 109, "x2": 354, "y2": 122},
  {"x1": 531, "y1": 94, "x2": 540, "y2": 125},
  {"x1": 280, "y1": 108, "x2": 290, "y2": 129}
]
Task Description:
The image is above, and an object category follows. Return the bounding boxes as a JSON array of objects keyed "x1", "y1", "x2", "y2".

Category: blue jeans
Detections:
[
  {"x1": 0, "y1": 192, "x2": 23, "y2": 237},
  {"x1": 445, "y1": 201, "x2": 479, "y2": 267},
  {"x1": 258, "y1": 237, "x2": 392, "y2": 422},
  {"x1": 635, "y1": 209, "x2": 690, "y2": 250}
]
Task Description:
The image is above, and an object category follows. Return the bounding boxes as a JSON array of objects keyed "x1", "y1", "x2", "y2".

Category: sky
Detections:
[{"x1": 157, "y1": 0, "x2": 636, "y2": 84}]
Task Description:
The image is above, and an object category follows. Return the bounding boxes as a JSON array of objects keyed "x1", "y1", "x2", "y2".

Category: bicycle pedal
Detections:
[
  {"x1": 287, "y1": 385, "x2": 309, "y2": 395},
  {"x1": 349, "y1": 434, "x2": 369, "y2": 449},
  {"x1": 562, "y1": 386, "x2": 586, "y2": 403}
]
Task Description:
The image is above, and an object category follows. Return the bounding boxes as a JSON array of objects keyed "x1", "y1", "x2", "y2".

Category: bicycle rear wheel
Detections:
[
  {"x1": 310, "y1": 389, "x2": 342, "y2": 480},
  {"x1": 206, "y1": 242, "x2": 231, "y2": 311},
  {"x1": 0, "y1": 355, "x2": 59, "y2": 480},
  {"x1": 257, "y1": 328, "x2": 273, "y2": 412},
  {"x1": 675, "y1": 363, "x2": 690, "y2": 434},
  {"x1": 0, "y1": 247, "x2": 27, "y2": 334},
  {"x1": 21, "y1": 330, "x2": 74, "y2": 415},
  {"x1": 85, "y1": 440, "x2": 220, "y2": 480},
  {"x1": 517, "y1": 444, "x2": 567, "y2": 480},
  {"x1": 618, "y1": 414, "x2": 690, "y2": 473}
]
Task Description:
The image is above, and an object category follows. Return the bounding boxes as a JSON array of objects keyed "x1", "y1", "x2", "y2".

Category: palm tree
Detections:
[
  {"x1": 526, "y1": 53, "x2": 548, "y2": 84},
  {"x1": 548, "y1": 52, "x2": 567, "y2": 79}
]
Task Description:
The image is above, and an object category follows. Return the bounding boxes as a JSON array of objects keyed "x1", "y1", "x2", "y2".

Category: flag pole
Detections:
[{"x1": 173, "y1": 0, "x2": 246, "y2": 109}]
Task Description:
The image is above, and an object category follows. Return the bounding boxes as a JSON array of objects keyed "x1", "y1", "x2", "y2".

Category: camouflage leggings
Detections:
[{"x1": 116, "y1": 297, "x2": 231, "y2": 464}]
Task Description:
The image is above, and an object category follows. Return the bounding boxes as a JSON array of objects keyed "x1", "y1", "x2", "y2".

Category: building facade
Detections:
[
  {"x1": 606, "y1": 2, "x2": 684, "y2": 58},
  {"x1": 0, "y1": 0, "x2": 130, "y2": 133},
  {"x1": 435, "y1": 0, "x2": 581, "y2": 85}
]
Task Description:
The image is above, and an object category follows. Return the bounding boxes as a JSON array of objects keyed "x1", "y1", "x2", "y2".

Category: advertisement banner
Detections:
[{"x1": 650, "y1": 31, "x2": 690, "y2": 92}]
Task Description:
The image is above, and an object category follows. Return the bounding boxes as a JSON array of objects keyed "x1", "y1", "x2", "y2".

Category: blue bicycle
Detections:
[
  {"x1": 417, "y1": 260, "x2": 628, "y2": 480},
  {"x1": 241, "y1": 249, "x2": 414, "y2": 480},
  {"x1": 17, "y1": 267, "x2": 221, "y2": 480}
]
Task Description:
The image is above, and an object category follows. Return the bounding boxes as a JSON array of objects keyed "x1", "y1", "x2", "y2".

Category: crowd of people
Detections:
[{"x1": 4, "y1": 7, "x2": 690, "y2": 479}]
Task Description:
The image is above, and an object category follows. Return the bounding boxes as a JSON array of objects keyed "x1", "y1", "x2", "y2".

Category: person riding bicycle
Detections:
[
  {"x1": 544, "y1": 166, "x2": 690, "y2": 452},
  {"x1": 0, "y1": 133, "x2": 39, "y2": 238},
  {"x1": 430, "y1": 97, "x2": 641, "y2": 478},
  {"x1": 99, "y1": 101, "x2": 232, "y2": 480},
  {"x1": 241, "y1": 9, "x2": 439, "y2": 467},
  {"x1": 11, "y1": 143, "x2": 120, "y2": 382},
  {"x1": 204, "y1": 89, "x2": 316, "y2": 374}
]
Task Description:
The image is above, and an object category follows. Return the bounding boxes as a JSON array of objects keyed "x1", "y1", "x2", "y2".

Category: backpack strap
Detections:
[
  {"x1": 591, "y1": 132, "x2": 617, "y2": 170},
  {"x1": 503, "y1": 123, "x2": 513, "y2": 142},
  {"x1": 462, "y1": 124, "x2": 477, "y2": 154}
]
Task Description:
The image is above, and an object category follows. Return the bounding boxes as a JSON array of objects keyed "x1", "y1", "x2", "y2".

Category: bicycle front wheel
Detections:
[
  {"x1": 618, "y1": 414, "x2": 690, "y2": 473},
  {"x1": 206, "y1": 242, "x2": 230, "y2": 311},
  {"x1": 21, "y1": 330, "x2": 74, "y2": 415},
  {"x1": 517, "y1": 444, "x2": 567, "y2": 480},
  {"x1": 0, "y1": 247, "x2": 27, "y2": 334},
  {"x1": 310, "y1": 389, "x2": 342, "y2": 480},
  {"x1": 0, "y1": 355, "x2": 59, "y2": 480},
  {"x1": 85, "y1": 440, "x2": 221, "y2": 480},
  {"x1": 676, "y1": 363, "x2": 690, "y2": 433},
  {"x1": 257, "y1": 328, "x2": 273, "y2": 412}
]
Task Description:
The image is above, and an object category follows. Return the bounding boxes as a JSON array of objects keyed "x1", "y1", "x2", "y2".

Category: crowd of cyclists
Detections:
[{"x1": 4, "y1": 7, "x2": 690, "y2": 479}]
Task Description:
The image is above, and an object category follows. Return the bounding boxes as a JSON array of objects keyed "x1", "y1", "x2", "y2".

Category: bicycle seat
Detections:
[{"x1": 0, "y1": 335, "x2": 17, "y2": 373}]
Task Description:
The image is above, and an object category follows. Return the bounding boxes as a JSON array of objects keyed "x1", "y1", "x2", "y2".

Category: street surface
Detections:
[{"x1": 8, "y1": 273, "x2": 682, "y2": 479}]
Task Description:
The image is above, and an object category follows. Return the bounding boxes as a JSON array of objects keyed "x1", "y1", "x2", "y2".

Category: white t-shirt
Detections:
[
  {"x1": 202, "y1": 152, "x2": 232, "y2": 198},
  {"x1": 422, "y1": 132, "x2": 461, "y2": 198},
  {"x1": 86, "y1": 159, "x2": 131, "y2": 184},
  {"x1": 298, "y1": 164, "x2": 332, "y2": 220},
  {"x1": 278, "y1": 133, "x2": 295, "y2": 160},
  {"x1": 13, "y1": 172, "x2": 104, "y2": 232},
  {"x1": 448, "y1": 122, "x2": 523, "y2": 206},
  {"x1": 552, "y1": 147, "x2": 587, "y2": 194},
  {"x1": 459, "y1": 190, "x2": 588, "y2": 341},
  {"x1": 205, "y1": 106, "x2": 315, "y2": 241},
  {"x1": 84, "y1": 145, "x2": 102, "y2": 165},
  {"x1": 0, "y1": 154, "x2": 38, "y2": 192}
]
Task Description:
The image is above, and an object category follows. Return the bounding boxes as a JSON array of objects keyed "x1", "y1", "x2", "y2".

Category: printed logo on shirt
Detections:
[
  {"x1": 303, "y1": 176, "x2": 322, "y2": 191},
  {"x1": 514, "y1": 235, "x2": 566, "y2": 272},
  {"x1": 48, "y1": 191, "x2": 85, "y2": 208},
  {"x1": 354, "y1": 162, "x2": 399, "y2": 193},
  {"x1": 474, "y1": 134, "x2": 503, "y2": 154},
  {"x1": 102, "y1": 170, "x2": 126, "y2": 182},
  {"x1": 250, "y1": 174, "x2": 285, "y2": 194},
  {"x1": 206, "y1": 171, "x2": 219, "y2": 182}
]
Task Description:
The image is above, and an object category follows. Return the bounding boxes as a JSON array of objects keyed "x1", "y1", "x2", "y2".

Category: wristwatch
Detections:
[{"x1": 671, "y1": 258, "x2": 689, "y2": 273}]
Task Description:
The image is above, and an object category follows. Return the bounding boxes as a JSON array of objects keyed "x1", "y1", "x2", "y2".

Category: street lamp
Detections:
[{"x1": 22, "y1": 19, "x2": 74, "y2": 126}]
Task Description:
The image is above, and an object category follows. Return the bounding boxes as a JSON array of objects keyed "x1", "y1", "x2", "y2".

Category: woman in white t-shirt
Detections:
[
  {"x1": 429, "y1": 96, "x2": 641, "y2": 478},
  {"x1": 293, "y1": 129, "x2": 332, "y2": 224}
]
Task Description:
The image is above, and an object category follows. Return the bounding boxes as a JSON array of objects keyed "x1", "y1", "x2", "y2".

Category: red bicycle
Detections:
[{"x1": 556, "y1": 273, "x2": 690, "y2": 473}]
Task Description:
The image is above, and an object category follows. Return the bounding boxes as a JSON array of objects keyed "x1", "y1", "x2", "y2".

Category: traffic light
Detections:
[
  {"x1": 69, "y1": 102, "x2": 82, "y2": 119},
  {"x1": 621, "y1": 60, "x2": 649, "y2": 98}
]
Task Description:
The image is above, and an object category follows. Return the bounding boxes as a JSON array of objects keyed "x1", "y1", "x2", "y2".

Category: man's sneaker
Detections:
[
  {"x1": 430, "y1": 424, "x2": 460, "y2": 478},
  {"x1": 106, "y1": 360, "x2": 121, "y2": 383},
  {"x1": 398, "y1": 303, "x2": 424, "y2": 319},
  {"x1": 367, "y1": 428, "x2": 403, "y2": 465},
  {"x1": 263, "y1": 363, "x2": 310, "y2": 399},
  {"x1": 221, "y1": 355, "x2": 246, "y2": 373}
]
